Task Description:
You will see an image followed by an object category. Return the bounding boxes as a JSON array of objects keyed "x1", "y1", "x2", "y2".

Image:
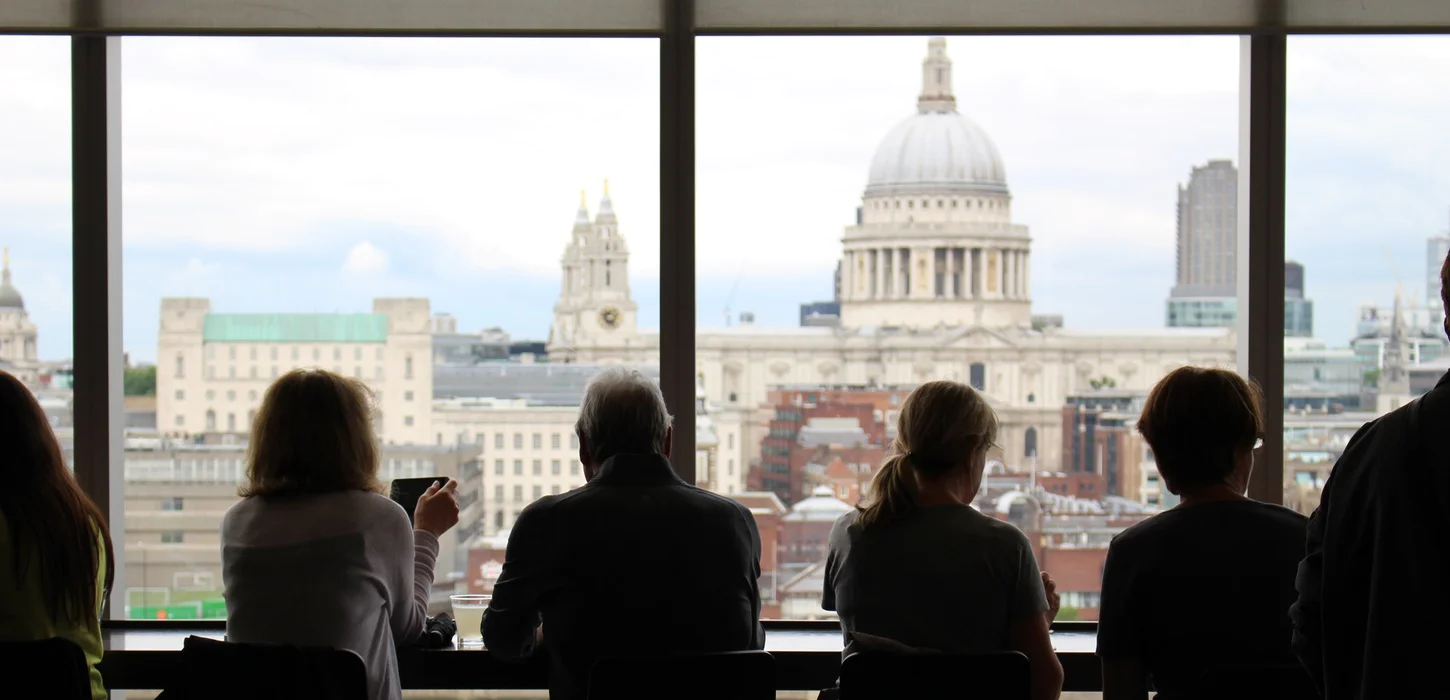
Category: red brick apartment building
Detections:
[{"x1": 752, "y1": 386, "x2": 906, "y2": 503}]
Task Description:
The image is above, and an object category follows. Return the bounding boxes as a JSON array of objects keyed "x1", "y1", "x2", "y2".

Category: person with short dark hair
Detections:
[
  {"x1": 483, "y1": 367, "x2": 763, "y2": 700},
  {"x1": 1291, "y1": 251, "x2": 1450, "y2": 699},
  {"x1": 0, "y1": 371, "x2": 114, "y2": 700},
  {"x1": 1099, "y1": 367, "x2": 1307, "y2": 700},
  {"x1": 222, "y1": 369, "x2": 459, "y2": 700}
]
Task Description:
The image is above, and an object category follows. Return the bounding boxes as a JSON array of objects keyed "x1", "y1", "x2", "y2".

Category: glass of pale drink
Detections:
[{"x1": 450, "y1": 594, "x2": 490, "y2": 648}]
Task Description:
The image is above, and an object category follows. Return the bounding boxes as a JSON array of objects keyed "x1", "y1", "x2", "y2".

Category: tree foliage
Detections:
[{"x1": 124, "y1": 365, "x2": 157, "y2": 396}]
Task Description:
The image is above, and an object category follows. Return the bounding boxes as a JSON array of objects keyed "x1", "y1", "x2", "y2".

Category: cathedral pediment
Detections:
[{"x1": 942, "y1": 325, "x2": 1018, "y2": 350}]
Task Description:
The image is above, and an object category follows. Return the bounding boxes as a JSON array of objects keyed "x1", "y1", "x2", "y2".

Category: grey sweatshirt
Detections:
[{"x1": 221, "y1": 490, "x2": 439, "y2": 700}]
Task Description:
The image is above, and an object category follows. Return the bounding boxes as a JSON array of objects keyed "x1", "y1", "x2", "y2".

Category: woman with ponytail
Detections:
[{"x1": 822, "y1": 380, "x2": 1063, "y2": 700}]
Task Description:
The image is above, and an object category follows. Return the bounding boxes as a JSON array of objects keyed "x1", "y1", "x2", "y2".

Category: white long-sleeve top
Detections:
[{"x1": 221, "y1": 490, "x2": 439, "y2": 700}]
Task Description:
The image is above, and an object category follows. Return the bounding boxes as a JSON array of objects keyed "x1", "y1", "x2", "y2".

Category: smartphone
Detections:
[{"x1": 390, "y1": 476, "x2": 447, "y2": 524}]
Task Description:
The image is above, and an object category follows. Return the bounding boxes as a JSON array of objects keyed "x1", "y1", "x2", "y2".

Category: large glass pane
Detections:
[
  {"x1": 1283, "y1": 36, "x2": 1450, "y2": 514},
  {"x1": 0, "y1": 35, "x2": 73, "y2": 447},
  {"x1": 697, "y1": 36, "x2": 1240, "y2": 619},
  {"x1": 121, "y1": 37, "x2": 658, "y2": 619}
]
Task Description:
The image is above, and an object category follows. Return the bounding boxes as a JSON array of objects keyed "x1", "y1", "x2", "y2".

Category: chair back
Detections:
[
  {"x1": 163, "y1": 635, "x2": 367, "y2": 700},
  {"x1": 840, "y1": 651, "x2": 1031, "y2": 700},
  {"x1": 588, "y1": 650, "x2": 776, "y2": 700},
  {"x1": 0, "y1": 637, "x2": 90, "y2": 700},
  {"x1": 1186, "y1": 664, "x2": 1320, "y2": 700}
]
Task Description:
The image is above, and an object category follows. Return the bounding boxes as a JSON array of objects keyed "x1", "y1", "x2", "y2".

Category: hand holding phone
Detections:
[
  {"x1": 413, "y1": 479, "x2": 460, "y2": 538},
  {"x1": 390, "y1": 476, "x2": 446, "y2": 523}
]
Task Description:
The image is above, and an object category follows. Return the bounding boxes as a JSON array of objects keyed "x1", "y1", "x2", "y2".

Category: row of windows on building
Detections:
[
  {"x1": 176, "y1": 388, "x2": 420, "y2": 403},
  {"x1": 200, "y1": 364, "x2": 410, "y2": 381},
  {"x1": 869, "y1": 197, "x2": 1004, "y2": 211},
  {"x1": 465, "y1": 432, "x2": 582, "y2": 451},
  {"x1": 125, "y1": 456, "x2": 437, "y2": 483},
  {"x1": 491, "y1": 482, "x2": 584, "y2": 504},
  {"x1": 207, "y1": 344, "x2": 386, "y2": 362},
  {"x1": 176, "y1": 352, "x2": 414, "y2": 380},
  {"x1": 493, "y1": 458, "x2": 582, "y2": 477}
]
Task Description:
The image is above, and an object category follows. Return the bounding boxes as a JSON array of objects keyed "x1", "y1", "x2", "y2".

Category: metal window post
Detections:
[
  {"x1": 72, "y1": 35, "x2": 127, "y2": 617},
  {"x1": 1239, "y1": 32, "x2": 1287, "y2": 504},
  {"x1": 661, "y1": 0, "x2": 697, "y2": 482}
]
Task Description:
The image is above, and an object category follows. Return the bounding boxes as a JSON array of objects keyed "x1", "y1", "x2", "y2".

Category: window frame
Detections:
[{"x1": 63, "y1": 0, "x2": 1383, "y2": 620}]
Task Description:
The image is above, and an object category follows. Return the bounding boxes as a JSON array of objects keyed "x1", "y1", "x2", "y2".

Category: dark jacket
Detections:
[
  {"x1": 482, "y1": 453, "x2": 765, "y2": 700},
  {"x1": 1291, "y1": 372, "x2": 1450, "y2": 700}
]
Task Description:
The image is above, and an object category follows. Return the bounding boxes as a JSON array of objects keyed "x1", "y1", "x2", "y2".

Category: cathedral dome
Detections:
[
  {"x1": 865, "y1": 38, "x2": 1009, "y2": 198},
  {"x1": 0, "y1": 250, "x2": 22, "y2": 310}
]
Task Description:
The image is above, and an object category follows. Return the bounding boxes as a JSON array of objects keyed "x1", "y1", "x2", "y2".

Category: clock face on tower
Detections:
[{"x1": 598, "y1": 306, "x2": 622, "y2": 330}]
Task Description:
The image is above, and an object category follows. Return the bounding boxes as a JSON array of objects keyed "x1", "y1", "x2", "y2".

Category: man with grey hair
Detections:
[{"x1": 483, "y1": 368, "x2": 764, "y2": 700}]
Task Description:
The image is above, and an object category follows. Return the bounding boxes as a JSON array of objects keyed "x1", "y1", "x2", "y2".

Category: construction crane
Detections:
[{"x1": 722, "y1": 259, "x2": 746, "y2": 326}]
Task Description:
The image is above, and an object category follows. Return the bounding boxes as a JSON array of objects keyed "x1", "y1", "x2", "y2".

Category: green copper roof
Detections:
[{"x1": 203, "y1": 314, "x2": 389, "y2": 343}]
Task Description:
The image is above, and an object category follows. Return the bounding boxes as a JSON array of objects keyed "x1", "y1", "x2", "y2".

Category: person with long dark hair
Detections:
[
  {"x1": 0, "y1": 370, "x2": 115, "y2": 700},
  {"x1": 822, "y1": 380, "x2": 1063, "y2": 700}
]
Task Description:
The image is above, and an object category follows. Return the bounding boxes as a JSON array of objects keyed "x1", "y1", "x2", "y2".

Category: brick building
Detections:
[
  {"x1": 753, "y1": 386, "x2": 902, "y2": 503},
  {"x1": 1060, "y1": 390, "x2": 1150, "y2": 501}
]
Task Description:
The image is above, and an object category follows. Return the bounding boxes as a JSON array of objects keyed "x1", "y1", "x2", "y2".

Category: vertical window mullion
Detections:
[
  {"x1": 71, "y1": 35, "x2": 126, "y2": 617},
  {"x1": 660, "y1": 0, "x2": 697, "y2": 483},
  {"x1": 1238, "y1": 33, "x2": 1287, "y2": 504}
]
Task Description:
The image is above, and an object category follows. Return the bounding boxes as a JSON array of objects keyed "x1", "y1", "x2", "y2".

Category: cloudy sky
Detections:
[{"x1": 2, "y1": 34, "x2": 1448, "y2": 363}]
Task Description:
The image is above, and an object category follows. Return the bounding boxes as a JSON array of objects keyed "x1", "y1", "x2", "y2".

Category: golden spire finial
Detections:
[
  {"x1": 3, "y1": 247, "x2": 8, "y2": 271},
  {"x1": 580, "y1": 189, "x2": 586, "y2": 207},
  {"x1": 603, "y1": 178, "x2": 610, "y2": 197}
]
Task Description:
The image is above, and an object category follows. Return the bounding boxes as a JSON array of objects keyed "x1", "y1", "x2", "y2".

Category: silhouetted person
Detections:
[
  {"x1": 823, "y1": 380, "x2": 1064, "y2": 700},
  {"x1": 0, "y1": 371, "x2": 115, "y2": 700},
  {"x1": 1099, "y1": 367, "x2": 1306, "y2": 700},
  {"x1": 222, "y1": 369, "x2": 459, "y2": 700},
  {"x1": 483, "y1": 368, "x2": 763, "y2": 700},
  {"x1": 1292, "y1": 253, "x2": 1450, "y2": 699}
]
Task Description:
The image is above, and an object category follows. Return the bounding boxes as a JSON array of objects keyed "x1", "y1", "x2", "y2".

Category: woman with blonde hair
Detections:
[
  {"x1": 0, "y1": 371, "x2": 114, "y2": 700},
  {"x1": 822, "y1": 380, "x2": 1063, "y2": 700},
  {"x1": 222, "y1": 369, "x2": 459, "y2": 700}
]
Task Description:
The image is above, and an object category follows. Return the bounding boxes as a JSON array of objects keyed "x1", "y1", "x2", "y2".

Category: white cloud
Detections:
[
  {"x1": 342, "y1": 242, "x2": 390, "y2": 275},
  {"x1": 181, "y1": 257, "x2": 218, "y2": 280},
  {"x1": 5, "y1": 34, "x2": 1450, "y2": 356}
]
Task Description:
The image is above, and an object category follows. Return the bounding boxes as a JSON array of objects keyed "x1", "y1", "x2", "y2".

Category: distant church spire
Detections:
[
  {"x1": 918, "y1": 37, "x2": 957, "y2": 114},
  {"x1": 575, "y1": 189, "x2": 591, "y2": 224},
  {"x1": 596, "y1": 178, "x2": 617, "y2": 226}
]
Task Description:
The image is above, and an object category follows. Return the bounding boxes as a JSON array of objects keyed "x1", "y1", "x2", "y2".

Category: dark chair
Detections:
[
  {"x1": 840, "y1": 651, "x2": 1031, "y2": 700},
  {"x1": 1186, "y1": 664, "x2": 1320, "y2": 700},
  {"x1": 159, "y1": 635, "x2": 367, "y2": 700},
  {"x1": 0, "y1": 637, "x2": 91, "y2": 700},
  {"x1": 588, "y1": 650, "x2": 776, "y2": 700}
]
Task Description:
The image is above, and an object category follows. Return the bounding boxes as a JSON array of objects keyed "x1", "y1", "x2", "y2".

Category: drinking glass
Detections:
[{"x1": 450, "y1": 594, "x2": 490, "y2": 648}]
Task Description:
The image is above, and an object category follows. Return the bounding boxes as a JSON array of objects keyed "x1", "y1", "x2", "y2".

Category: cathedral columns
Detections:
[
  {"x1": 1016, "y1": 250, "x2": 1026, "y2": 298},
  {"x1": 1002, "y1": 249, "x2": 1014, "y2": 300},
  {"x1": 1023, "y1": 250, "x2": 1031, "y2": 299},
  {"x1": 973, "y1": 248, "x2": 984, "y2": 299},
  {"x1": 896, "y1": 248, "x2": 909, "y2": 299},
  {"x1": 961, "y1": 248, "x2": 973, "y2": 299},
  {"x1": 1009, "y1": 250, "x2": 1020, "y2": 299},
  {"x1": 874, "y1": 248, "x2": 886, "y2": 300}
]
